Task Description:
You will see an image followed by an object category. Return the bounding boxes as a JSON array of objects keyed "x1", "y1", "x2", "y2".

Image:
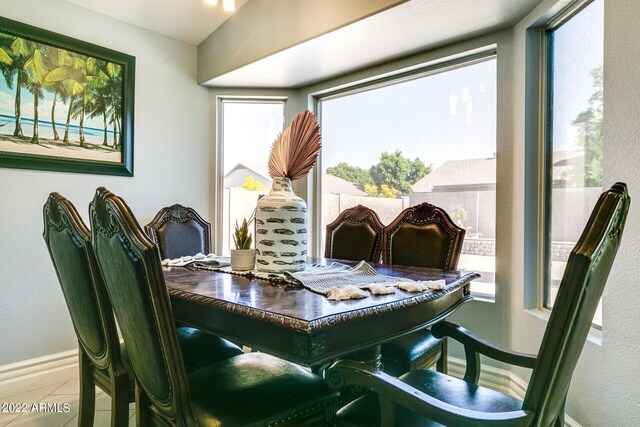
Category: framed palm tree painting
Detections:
[{"x1": 0, "y1": 16, "x2": 134, "y2": 176}]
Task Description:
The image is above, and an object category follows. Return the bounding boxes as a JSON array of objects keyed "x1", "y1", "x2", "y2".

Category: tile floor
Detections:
[{"x1": 0, "y1": 378, "x2": 134, "y2": 427}]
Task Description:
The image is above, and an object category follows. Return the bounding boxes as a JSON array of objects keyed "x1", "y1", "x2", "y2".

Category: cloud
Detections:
[{"x1": 0, "y1": 90, "x2": 14, "y2": 116}]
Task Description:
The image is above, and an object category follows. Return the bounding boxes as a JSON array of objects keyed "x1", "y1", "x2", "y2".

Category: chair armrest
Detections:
[
  {"x1": 432, "y1": 321, "x2": 537, "y2": 383},
  {"x1": 326, "y1": 360, "x2": 533, "y2": 427}
]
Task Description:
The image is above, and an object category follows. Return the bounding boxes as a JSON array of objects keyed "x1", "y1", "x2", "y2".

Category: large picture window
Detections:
[
  {"x1": 317, "y1": 56, "x2": 497, "y2": 296},
  {"x1": 218, "y1": 100, "x2": 284, "y2": 255},
  {"x1": 544, "y1": 0, "x2": 603, "y2": 325}
]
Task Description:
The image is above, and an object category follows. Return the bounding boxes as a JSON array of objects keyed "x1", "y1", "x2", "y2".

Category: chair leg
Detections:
[
  {"x1": 110, "y1": 372, "x2": 129, "y2": 427},
  {"x1": 436, "y1": 337, "x2": 448, "y2": 374},
  {"x1": 78, "y1": 350, "x2": 96, "y2": 427},
  {"x1": 135, "y1": 382, "x2": 152, "y2": 427}
]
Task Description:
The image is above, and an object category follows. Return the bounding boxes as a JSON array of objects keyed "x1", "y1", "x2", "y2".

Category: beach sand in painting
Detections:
[{"x1": 0, "y1": 135, "x2": 121, "y2": 162}]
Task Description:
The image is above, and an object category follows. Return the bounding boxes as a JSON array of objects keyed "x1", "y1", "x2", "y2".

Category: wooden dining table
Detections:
[{"x1": 164, "y1": 258, "x2": 478, "y2": 369}]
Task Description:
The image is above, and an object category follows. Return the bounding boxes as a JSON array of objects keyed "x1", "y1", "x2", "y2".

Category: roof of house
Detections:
[
  {"x1": 225, "y1": 164, "x2": 364, "y2": 195},
  {"x1": 411, "y1": 150, "x2": 587, "y2": 193},
  {"x1": 411, "y1": 157, "x2": 496, "y2": 193},
  {"x1": 225, "y1": 163, "x2": 272, "y2": 183},
  {"x1": 322, "y1": 174, "x2": 366, "y2": 195}
]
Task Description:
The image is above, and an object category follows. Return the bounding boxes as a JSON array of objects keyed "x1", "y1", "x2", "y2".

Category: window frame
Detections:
[
  {"x1": 309, "y1": 49, "x2": 498, "y2": 297},
  {"x1": 214, "y1": 96, "x2": 287, "y2": 255},
  {"x1": 539, "y1": 0, "x2": 603, "y2": 328}
]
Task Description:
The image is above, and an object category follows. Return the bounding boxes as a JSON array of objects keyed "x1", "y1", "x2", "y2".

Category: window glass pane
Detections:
[
  {"x1": 221, "y1": 101, "x2": 284, "y2": 255},
  {"x1": 547, "y1": 0, "x2": 603, "y2": 324},
  {"x1": 319, "y1": 58, "x2": 497, "y2": 296}
]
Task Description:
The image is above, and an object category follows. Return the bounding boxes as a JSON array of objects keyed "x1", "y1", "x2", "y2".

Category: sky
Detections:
[
  {"x1": 222, "y1": 101, "x2": 284, "y2": 175},
  {"x1": 551, "y1": 0, "x2": 604, "y2": 152},
  {"x1": 0, "y1": 72, "x2": 104, "y2": 139},
  {"x1": 320, "y1": 59, "x2": 497, "y2": 171}
]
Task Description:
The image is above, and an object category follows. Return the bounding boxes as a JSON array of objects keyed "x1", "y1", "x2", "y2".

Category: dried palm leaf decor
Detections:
[
  {"x1": 268, "y1": 110, "x2": 322, "y2": 180},
  {"x1": 255, "y1": 110, "x2": 321, "y2": 273}
]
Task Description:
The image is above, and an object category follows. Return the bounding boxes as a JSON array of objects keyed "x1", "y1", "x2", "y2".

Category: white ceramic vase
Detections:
[
  {"x1": 230, "y1": 248, "x2": 256, "y2": 271},
  {"x1": 255, "y1": 178, "x2": 307, "y2": 272}
]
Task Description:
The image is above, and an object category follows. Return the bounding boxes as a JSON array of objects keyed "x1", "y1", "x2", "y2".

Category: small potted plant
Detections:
[{"x1": 231, "y1": 217, "x2": 255, "y2": 271}]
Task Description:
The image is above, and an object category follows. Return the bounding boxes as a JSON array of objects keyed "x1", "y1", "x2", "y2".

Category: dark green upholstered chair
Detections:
[
  {"x1": 89, "y1": 187, "x2": 340, "y2": 426},
  {"x1": 43, "y1": 193, "x2": 132, "y2": 427},
  {"x1": 43, "y1": 193, "x2": 244, "y2": 427},
  {"x1": 145, "y1": 204, "x2": 212, "y2": 260},
  {"x1": 325, "y1": 205, "x2": 384, "y2": 263},
  {"x1": 326, "y1": 182, "x2": 630, "y2": 427},
  {"x1": 380, "y1": 202, "x2": 465, "y2": 376}
]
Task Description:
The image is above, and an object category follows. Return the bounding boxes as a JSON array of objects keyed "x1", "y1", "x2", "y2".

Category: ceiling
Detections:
[
  {"x1": 63, "y1": 0, "x2": 248, "y2": 46},
  {"x1": 63, "y1": 0, "x2": 544, "y2": 87},
  {"x1": 204, "y1": 0, "x2": 543, "y2": 87}
]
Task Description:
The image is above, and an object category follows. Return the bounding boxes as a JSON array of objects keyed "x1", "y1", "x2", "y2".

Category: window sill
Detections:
[
  {"x1": 524, "y1": 308, "x2": 602, "y2": 346},
  {"x1": 471, "y1": 293, "x2": 495, "y2": 303}
]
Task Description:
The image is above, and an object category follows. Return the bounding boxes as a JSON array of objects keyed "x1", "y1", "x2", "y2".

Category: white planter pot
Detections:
[
  {"x1": 230, "y1": 248, "x2": 256, "y2": 271},
  {"x1": 255, "y1": 178, "x2": 307, "y2": 272}
]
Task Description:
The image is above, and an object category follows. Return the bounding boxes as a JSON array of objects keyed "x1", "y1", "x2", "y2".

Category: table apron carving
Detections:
[{"x1": 165, "y1": 260, "x2": 477, "y2": 367}]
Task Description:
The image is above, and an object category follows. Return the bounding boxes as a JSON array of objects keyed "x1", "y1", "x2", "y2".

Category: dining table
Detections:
[{"x1": 164, "y1": 258, "x2": 479, "y2": 369}]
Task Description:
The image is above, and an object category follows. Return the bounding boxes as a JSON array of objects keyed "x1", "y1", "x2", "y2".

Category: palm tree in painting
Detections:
[
  {"x1": 24, "y1": 45, "x2": 49, "y2": 143},
  {"x1": 6, "y1": 37, "x2": 37, "y2": 138},
  {"x1": 43, "y1": 47, "x2": 74, "y2": 141},
  {"x1": 85, "y1": 59, "x2": 120, "y2": 147},
  {"x1": 55, "y1": 53, "x2": 89, "y2": 144},
  {"x1": 69, "y1": 56, "x2": 109, "y2": 146},
  {"x1": 0, "y1": 34, "x2": 17, "y2": 133},
  {"x1": 105, "y1": 62, "x2": 122, "y2": 148},
  {"x1": 0, "y1": 34, "x2": 16, "y2": 93}
]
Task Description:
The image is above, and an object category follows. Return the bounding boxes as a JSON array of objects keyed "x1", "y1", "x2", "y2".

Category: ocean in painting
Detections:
[{"x1": 0, "y1": 113, "x2": 114, "y2": 145}]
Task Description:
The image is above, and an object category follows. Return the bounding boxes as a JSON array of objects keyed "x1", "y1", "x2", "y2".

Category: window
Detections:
[
  {"x1": 544, "y1": 0, "x2": 604, "y2": 325},
  {"x1": 218, "y1": 100, "x2": 284, "y2": 255},
  {"x1": 317, "y1": 55, "x2": 497, "y2": 296}
]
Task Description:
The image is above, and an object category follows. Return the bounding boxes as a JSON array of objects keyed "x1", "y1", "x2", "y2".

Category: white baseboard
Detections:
[
  {"x1": 0, "y1": 350, "x2": 79, "y2": 398},
  {"x1": 448, "y1": 356, "x2": 581, "y2": 427}
]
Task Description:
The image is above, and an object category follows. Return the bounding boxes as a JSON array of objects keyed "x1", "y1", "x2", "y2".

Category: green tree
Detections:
[
  {"x1": 241, "y1": 176, "x2": 268, "y2": 191},
  {"x1": 67, "y1": 56, "x2": 108, "y2": 146},
  {"x1": 24, "y1": 45, "x2": 49, "y2": 143},
  {"x1": 105, "y1": 62, "x2": 122, "y2": 148},
  {"x1": 86, "y1": 59, "x2": 118, "y2": 147},
  {"x1": 326, "y1": 162, "x2": 373, "y2": 185},
  {"x1": 7, "y1": 37, "x2": 36, "y2": 138},
  {"x1": 364, "y1": 184, "x2": 400, "y2": 198},
  {"x1": 369, "y1": 150, "x2": 431, "y2": 194},
  {"x1": 43, "y1": 47, "x2": 75, "y2": 141},
  {"x1": 572, "y1": 66, "x2": 603, "y2": 187},
  {"x1": 43, "y1": 50, "x2": 85, "y2": 144},
  {"x1": 0, "y1": 34, "x2": 17, "y2": 98}
]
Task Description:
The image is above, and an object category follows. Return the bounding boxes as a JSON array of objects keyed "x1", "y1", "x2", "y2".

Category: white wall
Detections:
[
  {"x1": 0, "y1": 0, "x2": 212, "y2": 365},
  {"x1": 510, "y1": 0, "x2": 640, "y2": 424}
]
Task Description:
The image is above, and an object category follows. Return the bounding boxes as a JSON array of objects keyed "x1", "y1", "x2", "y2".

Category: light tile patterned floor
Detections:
[{"x1": 0, "y1": 378, "x2": 134, "y2": 427}]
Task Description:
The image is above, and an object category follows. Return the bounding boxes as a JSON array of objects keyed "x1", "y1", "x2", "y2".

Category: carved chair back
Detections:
[
  {"x1": 44, "y1": 193, "x2": 132, "y2": 426},
  {"x1": 325, "y1": 205, "x2": 384, "y2": 262},
  {"x1": 43, "y1": 192, "x2": 122, "y2": 371},
  {"x1": 90, "y1": 188, "x2": 196, "y2": 425},
  {"x1": 382, "y1": 202, "x2": 465, "y2": 270},
  {"x1": 145, "y1": 204, "x2": 211, "y2": 260},
  {"x1": 523, "y1": 182, "x2": 630, "y2": 425}
]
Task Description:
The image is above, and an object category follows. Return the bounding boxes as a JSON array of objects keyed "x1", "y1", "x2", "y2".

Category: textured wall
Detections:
[{"x1": 0, "y1": 0, "x2": 212, "y2": 364}]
